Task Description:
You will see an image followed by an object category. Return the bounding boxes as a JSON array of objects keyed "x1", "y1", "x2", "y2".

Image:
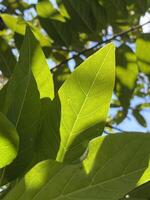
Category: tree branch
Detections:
[{"x1": 51, "y1": 20, "x2": 150, "y2": 72}]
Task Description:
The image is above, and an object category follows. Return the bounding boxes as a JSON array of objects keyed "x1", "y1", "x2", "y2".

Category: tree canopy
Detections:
[{"x1": 0, "y1": 0, "x2": 150, "y2": 199}]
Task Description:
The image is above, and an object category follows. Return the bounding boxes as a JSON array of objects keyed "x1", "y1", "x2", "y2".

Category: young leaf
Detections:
[
  {"x1": 0, "y1": 112, "x2": 19, "y2": 168},
  {"x1": 3, "y1": 133, "x2": 150, "y2": 200},
  {"x1": 2, "y1": 26, "x2": 54, "y2": 181},
  {"x1": 56, "y1": 43, "x2": 115, "y2": 162}
]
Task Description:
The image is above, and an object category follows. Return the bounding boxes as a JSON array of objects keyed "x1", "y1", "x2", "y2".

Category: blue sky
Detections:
[{"x1": 26, "y1": 0, "x2": 57, "y2": 5}]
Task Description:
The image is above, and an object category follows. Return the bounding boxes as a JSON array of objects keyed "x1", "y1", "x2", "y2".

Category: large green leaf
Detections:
[
  {"x1": 2, "y1": 26, "x2": 54, "y2": 181},
  {"x1": 56, "y1": 43, "x2": 115, "y2": 162},
  {"x1": 3, "y1": 133, "x2": 150, "y2": 200},
  {"x1": 0, "y1": 112, "x2": 19, "y2": 168}
]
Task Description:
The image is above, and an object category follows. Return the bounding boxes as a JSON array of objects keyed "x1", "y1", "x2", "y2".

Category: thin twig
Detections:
[
  {"x1": 106, "y1": 124, "x2": 126, "y2": 132},
  {"x1": 51, "y1": 20, "x2": 150, "y2": 72}
]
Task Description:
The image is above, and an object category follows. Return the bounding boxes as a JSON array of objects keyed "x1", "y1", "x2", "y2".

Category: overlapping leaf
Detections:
[
  {"x1": 1, "y1": 14, "x2": 52, "y2": 47},
  {"x1": 2, "y1": 27, "x2": 54, "y2": 181},
  {"x1": 121, "y1": 181, "x2": 150, "y2": 200},
  {"x1": 115, "y1": 44, "x2": 138, "y2": 122},
  {"x1": 0, "y1": 112, "x2": 19, "y2": 169},
  {"x1": 3, "y1": 133, "x2": 150, "y2": 200}
]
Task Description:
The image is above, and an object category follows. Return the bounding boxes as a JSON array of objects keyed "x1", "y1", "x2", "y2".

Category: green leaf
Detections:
[
  {"x1": 0, "y1": 84, "x2": 8, "y2": 113},
  {"x1": 3, "y1": 0, "x2": 30, "y2": 12},
  {"x1": 2, "y1": 26, "x2": 54, "y2": 181},
  {"x1": 33, "y1": 97, "x2": 61, "y2": 163},
  {"x1": 122, "y1": 182, "x2": 150, "y2": 200},
  {"x1": 0, "y1": 38, "x2": 16, "y2": 77},
  {"x1": 1, "y1": 14, "x2": 52, "y2": 47},
  {"x1": 136, "y1": 103, "x2": 150, "y2": 110},
  {"x1": 56, "y1": 0, "x2": 70, "y2": 19},
  {"x1": 1, "y1": 14, "x2": 26, "y2": 35},
  {"x1": 37, "y1": 0, "x2": 65, "y2": 22},
  {"x1": 53, "y1": 65, "x2": 71, "y2": 92},
  {"x1": 3, "y1": 133, "x2": 150, "y2": 200},
  {"x1": 115, "y1": 45, "x2": 138, "y2": 112},
  {"x1": 133, "y1": 110, "x2": 147, "y2": 128},
  {"x1": 0, "y1": 112, "x2": 19, "y2": 169},
  {"x1": 39, "y1": 17, "x2": 73, "y2": 47},
  {"x1": 63, "y1": 0, "x2": 105, "y2": 33},
  {"x1": 37, "y1": 0, "x2": 107, "y2": 47},
  {"x1": 136, "y1": 34, "x2": 150, "y2": 78},
  {"x1": 56, "y1": 43, "x2": 115, "y2": 162},
  {"x1": 100, "y1": 0, "x2": 128, "y2": 26}
]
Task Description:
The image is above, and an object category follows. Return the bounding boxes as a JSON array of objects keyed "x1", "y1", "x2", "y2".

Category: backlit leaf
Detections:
[{"x1": 57, "y1": 43, "x2": 115, "y2": 162}]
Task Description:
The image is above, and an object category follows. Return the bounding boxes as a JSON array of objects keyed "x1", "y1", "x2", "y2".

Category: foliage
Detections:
[{"x1": 0, "y1": 0, "x2": 150, "y2": 199}]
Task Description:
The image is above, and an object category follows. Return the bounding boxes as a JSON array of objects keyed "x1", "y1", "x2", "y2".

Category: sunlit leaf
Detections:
[
  {"x1": 1, "y1": 14, "x2": 52, "y2": 47},
  {"x1": 56, "y1": 43, "x2": 115, "y2": 162},
  {"x1": 37, "y1": 0, "x2": 65, "y2": 22},
  {"x1": 0, "y1": 112, "x2": 19, "y2": 169},
  {"x1": 1, "y1": 14, "x2": 26, "y2": 35}
]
